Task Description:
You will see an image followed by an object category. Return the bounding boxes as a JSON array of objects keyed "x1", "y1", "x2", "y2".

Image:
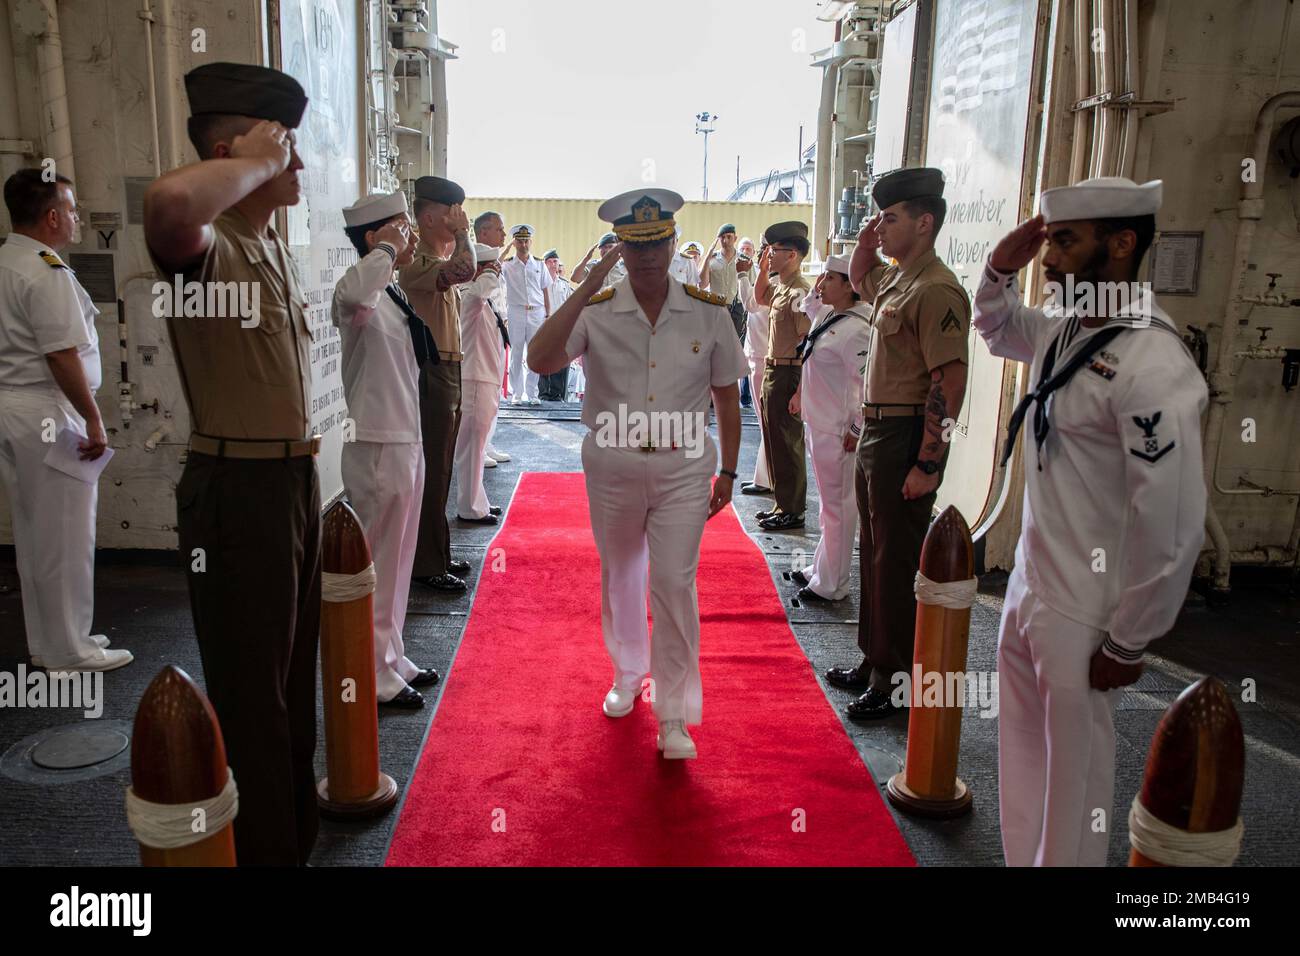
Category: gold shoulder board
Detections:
[
  {"x1": 586, "y1": 287, "x2": 615, "y2": 305},
  {"x1": 39, "y1": 251, "x2": 66, "y2": 269},
  {"x1": 684, "y1": 284, "x2": 727, "y2": 307}
]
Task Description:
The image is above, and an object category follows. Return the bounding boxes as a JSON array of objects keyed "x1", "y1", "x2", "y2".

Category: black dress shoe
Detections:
[
  {"x1": 448, "y1": 559, "x2": 471, "y2": 575},
  {"x1": 409, "y1": 667, "x2": 440, "y2": 688},
  {"x1": 845, "y1": 687, "x2": 903, "y2": 720},
  {"x1": 380, "y1": 686, "x2": 425, "y2": 709},
  {"x1": 755, "y1": 508, "x2": 780, "y2": 521},
  {"x1": 760, "y1": 512, "x2": 805, "y2": 531},
  {"x1": 458, "y1": 513, "x2": 499, "y2": 525},
  {"x1": 414, "y1": 573, "x2": 467, "y2": 592},
  {"x1": 791, "y1": 569, "x2": 809, "y2": 586},
  {"x1": 825, "y1": 665, "x2": 872, "y2": 691},
  {"x1": 488, "y1": 506, "x2": 502, "y2": 517},
  {"x1": 740, "y1": 482, "x2": 773, "y2": 495},
  {"x1": 797, "y1": 585, "x2": 831, "y2": 603}
]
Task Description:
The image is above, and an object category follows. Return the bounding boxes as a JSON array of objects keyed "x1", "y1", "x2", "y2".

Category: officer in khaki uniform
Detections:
[
  {"x1": 143, "y1": 62, "x2": 319, "y2": 865},
  {"x1": 753, "y1": 221, "x2": 812, "y2": 530},
  {"x1": 827, "y1": 167, "x2": 970, "y2": 719},
  {"x1": 400, "y1": 176, "x2": 478, "y2": 592}
]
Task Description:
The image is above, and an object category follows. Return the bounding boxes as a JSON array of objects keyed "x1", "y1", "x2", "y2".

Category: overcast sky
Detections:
[{"x1": 436, "y1": 0, "x2": 832, "y2": 199}]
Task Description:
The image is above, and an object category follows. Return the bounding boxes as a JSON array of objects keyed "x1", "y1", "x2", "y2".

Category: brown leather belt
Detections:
[
  {"x1": 638, "y1": 443, "x2": 681, "y2": 452},
  {"x1": 190, "y1": 433, "x2": 322, "y2": 459},
  {"x1": 862, "y1": 403, "x2": 925, "y2": 420},
  {"x1": 765, "y1": 357, "x2": 801, "y2": 367},
  {"x1": 438, "y1": 350, "x2": 463, "y2": 363}
]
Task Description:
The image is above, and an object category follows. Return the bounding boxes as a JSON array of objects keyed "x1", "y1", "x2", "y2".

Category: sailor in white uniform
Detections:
[
  {"x1": 669, "y1": 238, "x2": 702, "y2": 285},
  {"x1": 502, "y1": 224, "x2": 552, "y2": 405},
  {"x1": 738, "y1": 237, "x2": 773, "y2": 494},
  {"x1": 453, "y1": 243, "x2": 509, "y2": 522},
  {"x1": 973, "y1": 177, "x2": 1207, "y2": 866},
  {"x1": 790, "y1": 255, "x2": 871, "y2": 602},
  {"x1": 528, "y1": 188, "x2": 747, "y2": 759},
  {"x1": 0, "y1": 169, "x2": 130, "y2": 672},
  {"x1": 334, "y1": 191, "x2": 440, "y2": 708}
]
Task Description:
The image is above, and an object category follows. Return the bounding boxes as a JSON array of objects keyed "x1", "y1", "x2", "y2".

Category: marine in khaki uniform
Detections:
[
  {"x1": 400, "y1": 176, "x2": 478, "y2": 592},
  {"x1": 143, "y1": 62, "x2": 319, "y2": 866},
  {"x1": 827, "y1": 166, "x2": 970, "y2": 720},
  {"x1": 754, "y1": 221, "x2": 812, "y2": 530}
]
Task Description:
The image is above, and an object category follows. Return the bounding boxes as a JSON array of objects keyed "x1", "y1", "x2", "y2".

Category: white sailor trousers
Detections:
[
  {"x1": 997, "y1": 568, "x2": 1116, "y2": 866},
  {"x1": 802, "y1": 425, "x2": 857, "y2": 599},
  {"x1": 581, "y1": 431, "x2": 716, "y2": 725},
  {"x1": 0, "y1": 385, "x2": 100, "y2": 667},
  {"x1": 454, "y1": 378, "x2": 499, "y2": 518},
  {"x1": 747, "y1": 360, "x2": 770, "y2": 488},
  {"x1": 507, "y1": 304, "x2": 541, "y2": 400},
  {"x1": 342, "y1": 439, "x2": 425, "y2": 701}
]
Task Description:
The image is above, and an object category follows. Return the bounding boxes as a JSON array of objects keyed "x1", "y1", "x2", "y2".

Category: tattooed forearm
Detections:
[
  {"x1": 920, "y1": 361, "x2": 968, "y2": 461},
  {"x1": 437, "y1": 231, "x2": 476, "y2": 289}
]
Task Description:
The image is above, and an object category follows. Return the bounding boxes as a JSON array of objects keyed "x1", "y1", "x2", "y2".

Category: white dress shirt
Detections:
[
  {"x1": 0, "y1": 233, "x2": 101, "y2": 391},
  {"x1": 669, "y1": 254, "x2": 699, "y2": 286},
  {"x1": 458, "y1": 271, "x2": 508, "y2": 385},
  {"x1": 332, "y1": 246, "x2": 420, "y2": 443},
  {"x1": 800, "y1": 302, "x2": 872, "y2": 436},
  {"x1": 565, "y1": 278, "x2": 748, "y2": 445},
  {"x1": 502, "y1": 254, "x2": 552, "y2": 312},
  {"x1": 973, "y1": 258, "x2": 1207, "y2": 662}
]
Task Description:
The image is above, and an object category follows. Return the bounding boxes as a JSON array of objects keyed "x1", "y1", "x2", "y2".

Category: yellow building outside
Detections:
[{"x1": 463, "y1": 198, "x2": 813, "y2": 275}]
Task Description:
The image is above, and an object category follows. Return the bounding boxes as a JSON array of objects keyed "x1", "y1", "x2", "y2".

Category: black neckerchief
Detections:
[
  {"x1": 486, "y1": 301, "x2": 511, "y2": 350},
  {"x1": 796, "y1": 310, "x2": 852, "y2": 365},
  {"x1": 1000, "y1": 320, "x2": 1124, "y2": 470},
  {"x1": 385, "y1": 284, "x2": 439, "y2": 365}
]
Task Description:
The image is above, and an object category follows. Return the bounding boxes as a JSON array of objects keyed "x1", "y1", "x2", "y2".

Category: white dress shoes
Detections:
[
  {"x1": 483, "y1": 455, "x2": 498, "y2": 468},
  {"x1": 487, "y1": 447, "x2": 510, "y2": 462},
  {"x1": 657, "y1": 721, "x2": 697, "y2": 759},
  {"x1": 602, "y1": 684, "x2": 638, "y2": 718},
  {"x1": 46, "y1": 646, "x2": 134, "y2": 674},
  {"x1": 32, "y1": 634, "x2": 111, "y2": 669}
]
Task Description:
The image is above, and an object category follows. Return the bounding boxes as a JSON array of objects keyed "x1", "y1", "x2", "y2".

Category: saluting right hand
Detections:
[
  {"x1": 373, "y1": 219, "x2": 411, "y2": 256},
  {"x1": 229, "y1": 120, "x2": 291, "y2": 175},
  {"x1": 444, "y1": 203, "x2": 470, "y2": 235},
  {"x1": 857, "y1": 213, "x2": 883, "y2": 253},
  {"x1": 585, "y1": 242, "x2": 623, "y2": 285},
  {"x1": 990, "y1": 215, "x2": 1047, "y2": 273}
]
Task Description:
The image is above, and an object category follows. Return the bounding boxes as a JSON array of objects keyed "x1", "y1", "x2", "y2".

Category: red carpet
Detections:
[{"x1": 385, "y1": 472, "x2": 915, "y2": 866}]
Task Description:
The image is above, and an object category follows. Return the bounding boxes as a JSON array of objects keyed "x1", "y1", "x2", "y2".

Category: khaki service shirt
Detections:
[
  {"x1": 863, "y1": 249, "x2": 970, "y2": 404},
  {"x1": 766, "y1": 272, "x2": 812, "y2": 361},
  {"x1": 150, "y1": 208, "x2": 312, "y2": 440},
  {"x1": 399, "y1": 240, "x2": 463, "y2": 355}
]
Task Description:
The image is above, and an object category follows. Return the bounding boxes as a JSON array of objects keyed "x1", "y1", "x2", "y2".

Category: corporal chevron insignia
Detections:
[{"x1": 940, "y1": 308, "x2": 962, "y2": 337}]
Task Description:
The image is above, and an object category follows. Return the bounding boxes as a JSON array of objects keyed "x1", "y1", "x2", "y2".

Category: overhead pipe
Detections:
[
  {"x1": 1069, "y1": 0, "x2": 1092, "y2": 181},
  {"x1": 17, "y1": 0, "x2": 76, "y2": 186}
]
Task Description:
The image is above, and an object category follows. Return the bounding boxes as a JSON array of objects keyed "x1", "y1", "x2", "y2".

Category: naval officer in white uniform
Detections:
[
  {"x1": 0, "y1": 169, "x2": 130, "y2": 673},
  {"x1": 973, "y1": 177, "x2": 1207, "y2": 866},
  {"x1": 334, "y1": 190, "x2": 440, "y2": 708},
  {"x1": 738, "y1": 237, "x2": 773, "y2": 494},
  {"x1": 528, "y1": 188, "x2": 747, "y2": 759},
  {"x1": 789, "y1": 255, "x2": 871, "y2": 602},
  {"x1": 453, "y1": 243, "x2": 509, "y2": 522},
  {"x1": 502, "y1": 224, "x2": 551, "y2": 405}
]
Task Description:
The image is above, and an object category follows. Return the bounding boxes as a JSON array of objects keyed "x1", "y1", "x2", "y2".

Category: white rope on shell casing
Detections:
[
  {"x1": 125, "y1": 768, "x2": 239, "y2": 850},
  {"x1": 322, "y1": 564, "x2": 377, "y2": 603},
  {"x1": 1128, "y1": 797, "x2": 1244, "y2": 867},
  {"x1": 913, "y1": 571, "x2": 978, "y2": 610}
]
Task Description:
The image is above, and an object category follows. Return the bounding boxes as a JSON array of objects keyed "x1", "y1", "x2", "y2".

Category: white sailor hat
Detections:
[
  {"x1": 823, "y1": 254, "x2": 851, "y2": 276},
  {"x1": 598, "y1": 188, "x2": 684, "y2": 243},
  {"x1": 681, "y1": 240, "x2": 703, "y2": 256},
  {"x1": 1039, "y1": 177, "x2": 1162, "y2": 224},
  {"x1": 342, "y1": 190, "x2": 408, "y2": 228},
  {"x1": 473, "y1": 243, "x2": 499, "y2": 263},
  {"x1": 510, "y1": 223, "x2": 535, "y2": 239}
]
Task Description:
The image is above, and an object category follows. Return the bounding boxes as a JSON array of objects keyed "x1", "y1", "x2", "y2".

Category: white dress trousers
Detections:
[
  {"x1": 0, "y1": 386, "x2": 100, "y2": 667},
  {"x1": 745, "y1": 305, "x2": 771, "y2": 488},
  {"x1": 581, "y1": 432, "x2": 717, "y2": 725},
  {"x1": 341, "y1": 439, "x2": 426, "y2": 702},
  {"x1": 801, "y1": 426, "x2": 857, "y2": 599},
  {"x1": 997, "y1": 568, "x2": 1116, "y2": 867},
  {"x1": 454, "y1": 379, "x2": 499, "y2": 518}
]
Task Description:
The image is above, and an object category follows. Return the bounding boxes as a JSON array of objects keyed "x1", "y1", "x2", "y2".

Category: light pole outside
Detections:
[{"x1": 695, "y1": 111, "x2": 718, "y2": 201}]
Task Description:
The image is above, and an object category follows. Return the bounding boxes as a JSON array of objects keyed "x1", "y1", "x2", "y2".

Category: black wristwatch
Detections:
[
  {"x1": 718, "y1": 468, "x2": 738, "y2": 480},
  {"x1": 916, "y1": 459, "x2": 940, "y2": 475}
]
